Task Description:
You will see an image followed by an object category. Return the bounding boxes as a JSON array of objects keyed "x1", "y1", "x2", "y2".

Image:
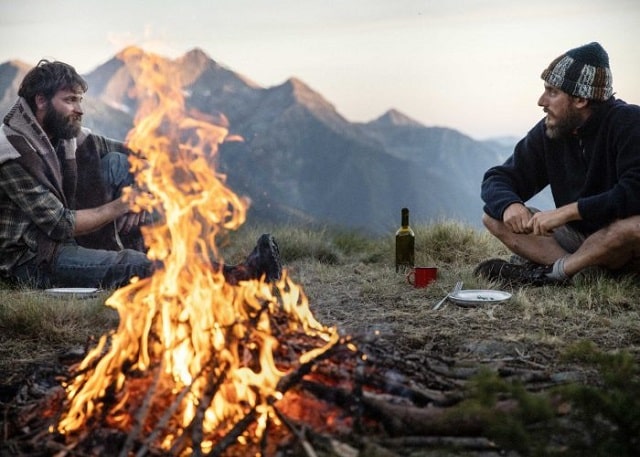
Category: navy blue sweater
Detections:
[{"x1": 481, "y1": 97, "x2": 640, "y2": 235}]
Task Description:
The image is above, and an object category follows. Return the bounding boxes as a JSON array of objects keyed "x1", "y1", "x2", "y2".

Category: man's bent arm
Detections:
[{"x1": 73, "y1": 198, "x2": 130, "y2": 236}]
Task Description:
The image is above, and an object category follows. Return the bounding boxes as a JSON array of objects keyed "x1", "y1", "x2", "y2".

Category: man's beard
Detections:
[
  {"x1": 544, "y1": 106, "x2": 583, "y2": 140},
  {"x1": 42, "y1": 103, "x2": 82, "y2": 140}
]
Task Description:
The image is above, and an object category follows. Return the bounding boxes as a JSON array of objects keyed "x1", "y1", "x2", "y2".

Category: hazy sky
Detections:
[{"x1": 1, "y1": 0, "x2": 639, "y2": 140}]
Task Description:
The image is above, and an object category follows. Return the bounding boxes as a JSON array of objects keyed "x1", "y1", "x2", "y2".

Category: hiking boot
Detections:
[
  {"x1": 473, "y1": 258, "x2": 562, "y2": 286},
  {"x1": 245, "y1": 233, "x2": 282, "y2": 282},
  {"x1": 222, "y1": 234, "x2": 282, "y2": 285},
  {"x1": 509, "y1": 254, "x2": 537, "y2": 266}
]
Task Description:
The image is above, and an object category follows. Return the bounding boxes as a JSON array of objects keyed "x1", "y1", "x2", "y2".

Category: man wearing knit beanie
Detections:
[{"x1": 474, "y1": 42, "x2": 640, "y2": 286}]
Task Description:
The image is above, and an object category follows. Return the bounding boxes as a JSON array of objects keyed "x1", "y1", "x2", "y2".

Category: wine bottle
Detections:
[{"x1": 395, "y1": 208, "x2": 415, "y2": 272}]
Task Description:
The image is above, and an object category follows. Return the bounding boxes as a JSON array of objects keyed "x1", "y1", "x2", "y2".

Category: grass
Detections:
[
  {"x1": 1, "y1": 220, "x2": 639, "y2": 454},
  {"x1": 0, "y1": 288, "x2": 117, "y2": 383}
]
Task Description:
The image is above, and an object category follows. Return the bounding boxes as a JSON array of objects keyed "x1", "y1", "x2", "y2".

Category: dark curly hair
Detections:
[{"x1": 18, "y1": 59, "x2": 88, "y2": 114}]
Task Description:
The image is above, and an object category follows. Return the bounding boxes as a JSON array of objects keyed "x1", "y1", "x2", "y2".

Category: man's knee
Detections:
[
  {"x1": 482, "y1": 212, "x2": 505, "y2": 236},
  {"x1": 100, "y1": 151, "x2": 134, "y2": 199},
  {"x1": 605, "y1": 216, "x2": 640, "y2": 248}
]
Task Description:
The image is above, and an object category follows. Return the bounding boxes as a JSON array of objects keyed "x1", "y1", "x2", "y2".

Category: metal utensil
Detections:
[{"x1": 433, "y1": 281, "x2": 463, "y2": 310}]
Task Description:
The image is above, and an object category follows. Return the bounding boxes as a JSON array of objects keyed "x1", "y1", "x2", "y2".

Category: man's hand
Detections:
[
  {"x1": 502, "y1": 203, "x2": 533, "y2": 233},
  {"x1": 74, "y1": 196, "x2": 131, "y2": 236},
  {"x1": 116, "y1": 186, "x2": 156, "y2": 233},
  {"x1": 116, "y1": 211, "x2": 149, "y2": 234},
  {"x1": 527, "y1": 203, "x2": 581, "y2": 236}
]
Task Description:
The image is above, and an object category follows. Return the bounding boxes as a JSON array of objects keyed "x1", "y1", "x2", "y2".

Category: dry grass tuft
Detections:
[{"x1": 0, "y1": 287, "x2": 117, "y2": 385}]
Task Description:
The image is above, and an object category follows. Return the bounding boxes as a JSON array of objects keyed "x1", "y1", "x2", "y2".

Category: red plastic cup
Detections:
[{"x1": 406, "y1": 266, "x2": 438, "y2": 288}]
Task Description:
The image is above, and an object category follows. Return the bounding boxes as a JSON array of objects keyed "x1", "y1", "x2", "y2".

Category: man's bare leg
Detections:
[
  {"x1": 482, "y1": 214, "x2": 568, "y2": 265},
  {"x1": 563, "y1": 216, "x2": 640, "y2": 276}
]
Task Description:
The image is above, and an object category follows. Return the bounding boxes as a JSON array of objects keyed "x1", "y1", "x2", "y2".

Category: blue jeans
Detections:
[
  {"x1": 14, "y1": 152, "x2": 154, "y2": 289},
  {"x1": 13, "y1": 243, "x2": 153, "y2": 289}
]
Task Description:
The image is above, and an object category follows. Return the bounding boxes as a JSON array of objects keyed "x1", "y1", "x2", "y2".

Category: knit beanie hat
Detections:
[{"x1": 541, "y1": 42, "x2": 613, "y2": 101}]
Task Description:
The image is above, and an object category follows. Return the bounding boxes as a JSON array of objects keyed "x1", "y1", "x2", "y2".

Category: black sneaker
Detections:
[
  {"x1": 474, "y1": 258, "x2": 560, "y2": 286},
  {"x1": 245, "y1": 234, "x2": 282, "y2": 282}
]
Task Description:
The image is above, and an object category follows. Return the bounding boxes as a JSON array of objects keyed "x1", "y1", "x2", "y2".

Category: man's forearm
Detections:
[
  {"x1": 73, "y1": 199, "x2": 129, "y2": 235},
  {"x1": 528, "y1": 202, "x2": 582, "y2": 236}
]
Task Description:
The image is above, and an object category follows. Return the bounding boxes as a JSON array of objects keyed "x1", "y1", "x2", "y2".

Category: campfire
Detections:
[{"x1": 53, "y1": 47, "x2": 343, "y2": 455}]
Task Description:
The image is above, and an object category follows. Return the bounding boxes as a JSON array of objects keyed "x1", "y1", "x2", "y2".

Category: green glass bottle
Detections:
[{"x1": 395, "y1": 208, "x2": 415, "y2": 272}]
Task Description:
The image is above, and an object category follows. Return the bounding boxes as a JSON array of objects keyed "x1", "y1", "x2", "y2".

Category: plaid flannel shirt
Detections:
[{"x1": 0, "y1": 159, "x2": 76, "y2": 275}]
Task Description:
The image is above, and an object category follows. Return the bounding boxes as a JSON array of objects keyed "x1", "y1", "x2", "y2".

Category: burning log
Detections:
[{"x1": 206, "y1": 406, "x2": 256, "y2": 457}]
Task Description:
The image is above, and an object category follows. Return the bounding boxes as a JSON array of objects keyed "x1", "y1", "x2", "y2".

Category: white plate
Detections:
[
  {"x1": 44, "y1": 287, "x2": 99, "y2": 298},
  {"x1": 448, "y1": 289, "x2": 512, "y2": 307}
]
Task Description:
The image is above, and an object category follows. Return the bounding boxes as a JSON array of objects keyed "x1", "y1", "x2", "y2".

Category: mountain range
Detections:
[{"x1": 0, "y1": 47, "x2": 545, "y2": 234}]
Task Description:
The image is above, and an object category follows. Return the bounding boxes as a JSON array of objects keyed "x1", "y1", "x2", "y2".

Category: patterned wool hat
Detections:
[{"x1": 541, "y1": 42, "x2": 613, "y2": 101}]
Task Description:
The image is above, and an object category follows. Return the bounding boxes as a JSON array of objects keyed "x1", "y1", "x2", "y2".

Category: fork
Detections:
[{"x1": 433, "y1": 281, "x2": 463, "y2": 310}]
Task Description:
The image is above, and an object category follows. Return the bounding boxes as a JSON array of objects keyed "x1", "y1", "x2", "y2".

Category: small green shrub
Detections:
[{"x1": 557, "y1": 341, "x2": 640, "y2": 456}]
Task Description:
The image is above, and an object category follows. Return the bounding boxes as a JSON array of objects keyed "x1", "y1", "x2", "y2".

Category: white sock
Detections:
[{"x1": 546, "y1": 256, "x2": 569, "y2": 281}]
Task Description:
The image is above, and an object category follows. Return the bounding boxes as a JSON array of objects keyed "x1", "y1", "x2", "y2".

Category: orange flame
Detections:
[{"x1": 56, "y1": 47, "x2": 338, "y2": 451}]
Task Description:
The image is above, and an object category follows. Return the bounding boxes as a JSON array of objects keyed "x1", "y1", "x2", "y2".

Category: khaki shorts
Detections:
[{"x1": 552, "y1": 224, "x2": 587, "y2": 253}]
